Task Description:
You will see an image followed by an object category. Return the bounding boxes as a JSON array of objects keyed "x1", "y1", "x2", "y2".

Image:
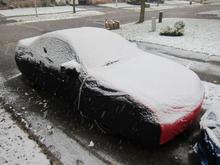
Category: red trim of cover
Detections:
[{"x1": 160, "y1": 102, "x2": 203, "y2": 145}]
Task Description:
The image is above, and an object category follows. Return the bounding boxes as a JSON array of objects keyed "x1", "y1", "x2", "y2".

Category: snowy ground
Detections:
[
  {"x1": 98, "y1": 1, "x2": 201, "y2": 11},
  {"x1": 205, "y1": 0, "x2": 220, "y2": 5},
  {"x1": 0, "y1": 106, "x2": 50, "y2": 165},
  {"x1": 115, "y1": 18, "x2": 220, "y2": 58},
  {"x1": 0, "y1": 6, "x2": 85, "y2": 17},
  {"x1": 198, "y1": 9, "x2": 220, "y2": 16},
  {"x1": 202, "y1": 81, "x2": 220, "y2": 111},
  {"x1": 7, "y1": 11, "x2": 104, "y2": 25},
  {"x1": 0, "y1": 5, "x2": 104, "y2": 24},
  {"x1": 210, "y1": 2, "x2": 220, "y2": 5}
]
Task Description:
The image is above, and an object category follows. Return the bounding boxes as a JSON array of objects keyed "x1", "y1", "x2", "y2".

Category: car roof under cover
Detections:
[{"x1": 45, "y1": 27, "x2": 138, "y2": 68}]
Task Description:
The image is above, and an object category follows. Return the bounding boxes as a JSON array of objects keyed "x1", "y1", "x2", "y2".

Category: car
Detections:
[{"x1": 15, "y1": 27, "x2": 204, "y2": 146}]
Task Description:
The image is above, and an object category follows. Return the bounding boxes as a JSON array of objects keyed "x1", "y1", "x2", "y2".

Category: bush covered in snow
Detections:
[
  {"x1": 174, "y1": 21, "x2": 185, "y2": 30},
  {"x1": 160, "y1": 21, "x2": 185, "y2": 36}
]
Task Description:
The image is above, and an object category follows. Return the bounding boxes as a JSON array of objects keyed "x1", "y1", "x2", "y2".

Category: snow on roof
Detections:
[
  {"x1": 44, "y1": 27, "x2": 138, "y2": 68},
  {"x1": 18, "y1": 27, "x2": 137, "y2": 69}
]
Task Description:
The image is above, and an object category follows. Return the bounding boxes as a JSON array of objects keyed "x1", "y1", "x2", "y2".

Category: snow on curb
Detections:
[
  {"x1": 6, "y1": 11, "x2": 104, "y2": 25},
  {"x1": 202, "y1": 81, "x2": 220, "y2": 111},
  {"x1": 98, "y1": 1, "x2": 201, "y2": 11},
  {"x1": 0, "y1": 106, "x2": 50, "y2": 165},
  {"x1": 198, "y1": 9, "x2": 220, "y2": 17},
  {"x1": 114, "y1": 18, "x2": 220, "y2": 58}
]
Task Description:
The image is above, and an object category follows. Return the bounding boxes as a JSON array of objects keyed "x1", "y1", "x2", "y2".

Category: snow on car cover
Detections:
[
  {"x1": 194, "y1": 101, "x2": 220, "y2": 165},
  {"x1": 15, "y1": 27, "x2": 204, "y2": 146}
]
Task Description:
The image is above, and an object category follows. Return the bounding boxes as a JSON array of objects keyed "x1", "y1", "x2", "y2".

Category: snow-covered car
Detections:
[
  {"x1": 15, "y1": 27, "x2": 204, "y2": 146},
  {"x1": 194, "y1": 102, "x2": 220, "y2": 165}
]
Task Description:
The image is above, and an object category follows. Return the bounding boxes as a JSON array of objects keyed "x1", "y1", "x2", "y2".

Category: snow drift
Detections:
[{"x1": 15, "y1": 27, "x2": 204, "y2": 146}]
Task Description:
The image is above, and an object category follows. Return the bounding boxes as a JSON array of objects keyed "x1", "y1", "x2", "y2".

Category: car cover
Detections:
[
  {"x1": 194, "y1": 101, "x2": 220, "y2": 165},
  {"x1": 15, "y1": 27, "x2": 204, "y2": 146}
]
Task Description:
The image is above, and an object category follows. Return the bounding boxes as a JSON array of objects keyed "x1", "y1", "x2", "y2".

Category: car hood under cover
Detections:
[{"x1": 87, "y1": 52, "x2": 204, "y2": 125}]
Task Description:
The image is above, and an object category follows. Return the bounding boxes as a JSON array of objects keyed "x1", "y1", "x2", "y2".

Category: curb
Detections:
[
  {"x1": 136, "y1": 41, "x2": 220, "y2": 66},
  {"x1": 136, "y1": 41, "x2": 220, "y2": 84}
]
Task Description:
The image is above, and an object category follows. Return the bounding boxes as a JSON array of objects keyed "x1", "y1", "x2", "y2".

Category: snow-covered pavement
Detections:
[
  {"x1": 0, "y1": 106, "x2": 50, "y2": 165},
  {"x1": 115, "y1": 18, "x2": 220, "y2": 58},
  {"x1": 203, "y1": 81, "x2": 220, "y2": 111},
  {"x1": 0, "y1": 6, "x2": 104, "y2": 24},
  {"x1": 198, "y1": 9, "x2": 220, "y2": 17},
  {"x1": 7, "y1": 11, "x2": 104, "y2": 25},
  {"x1": 0, "y1": 6, "x2": 85, "y2": 17},
  {"x1": 98, "y1": 1, "x2": 201, "y2": 11}
]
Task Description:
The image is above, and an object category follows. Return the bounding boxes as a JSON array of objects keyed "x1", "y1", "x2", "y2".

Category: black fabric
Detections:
[
  {"x1": 80, "y1": 87, "x2": 160, "y2": 146},
  {"x1": 195, "y1": 130, "x2": 220, "y2": 165}
]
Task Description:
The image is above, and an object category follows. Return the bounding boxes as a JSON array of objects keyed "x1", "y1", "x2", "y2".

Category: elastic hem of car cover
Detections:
[{"x1": 160, "y1": 102, "x2": 203, "y2": 145}]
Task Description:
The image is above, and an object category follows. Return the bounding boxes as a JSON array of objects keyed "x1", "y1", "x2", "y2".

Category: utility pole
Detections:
[{"x1": 34, "y1": 0, "x2": 38, "y2": 17}]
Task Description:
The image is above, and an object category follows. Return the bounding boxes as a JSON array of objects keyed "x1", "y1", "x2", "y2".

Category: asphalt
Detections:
[{"x1": 0, "y1": 3, "x2": 220, "y2": 165}]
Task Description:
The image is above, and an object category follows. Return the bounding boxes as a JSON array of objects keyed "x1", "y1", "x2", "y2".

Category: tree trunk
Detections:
[
  {"x1": 157, "y1": 0, "x2": 160, "y2": 6},
  {"x1": 138, "y1": 0, "x2": 145, "y2": 23},
  {"x1": 72, "y1": 0, "x2": 76, "y2": 13}
]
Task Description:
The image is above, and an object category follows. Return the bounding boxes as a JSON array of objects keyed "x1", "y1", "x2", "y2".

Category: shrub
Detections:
[
  {"x1": 160, "y1": 21, "x2": 185, "y2": 36},
  {"x1": 174, "y1": 21, "x2": 185, "y2": 30}
]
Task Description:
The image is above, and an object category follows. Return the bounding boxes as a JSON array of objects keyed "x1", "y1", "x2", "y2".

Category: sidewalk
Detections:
[
  {"x1": 0, "y1": 6, "x2": 104, "y2": 24},
  {"x1": 98, "y1": 1, "x2": 201, "y2": 11},
  {"x1": 197, "y1": 9, "x2": 220, "y2": 17},
  {"x1": 0, "y1": 6, "x2": 85, "y2": 17},
  {"x1": 0, "y1": 105, "x2": 50, "y2": 165}
]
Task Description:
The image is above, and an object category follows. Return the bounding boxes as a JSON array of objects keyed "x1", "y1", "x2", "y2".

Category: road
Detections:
[{"x1": 0, "y1": 3, "x2": 220, "y2": 165}]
